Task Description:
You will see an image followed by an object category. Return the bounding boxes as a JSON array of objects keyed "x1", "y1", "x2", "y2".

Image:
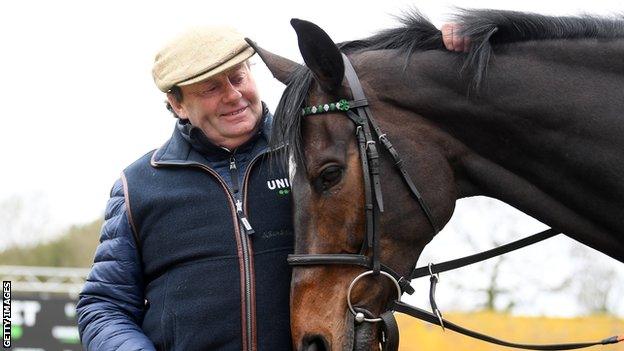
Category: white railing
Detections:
[{"x1": 0, "y1": 265, "x2": 90, "y2": 296}]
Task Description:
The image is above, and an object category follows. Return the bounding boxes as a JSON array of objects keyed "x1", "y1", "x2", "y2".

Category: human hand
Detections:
[{"x1": 441, "y1": 23, "x2": 471, "y2": 52}]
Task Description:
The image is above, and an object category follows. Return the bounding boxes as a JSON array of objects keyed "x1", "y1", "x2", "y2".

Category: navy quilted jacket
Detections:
[
  {"x1": 77, "y1": 112, "x2": 294, "y2": 350},
  {"x1": 77, "y1": 180, "x2": 154, "y2": 350}
]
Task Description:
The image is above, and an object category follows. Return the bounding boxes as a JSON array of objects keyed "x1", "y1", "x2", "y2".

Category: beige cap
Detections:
[{"x1": 152, "y1": 26, "x2": 255, "y2": 92}]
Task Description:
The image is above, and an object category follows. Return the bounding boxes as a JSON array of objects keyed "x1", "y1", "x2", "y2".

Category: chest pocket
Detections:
[{"x1": 245, "y1": 156, "x2": 294, "y2": 253}]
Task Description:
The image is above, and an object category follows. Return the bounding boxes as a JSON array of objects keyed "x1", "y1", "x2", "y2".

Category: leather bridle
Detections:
[
  {"x1": 288, "y1": 53, "x2": 439, "y2": 292},
  {"x1": 286, "y1": 53, "x2": 622, "y2": 351}
]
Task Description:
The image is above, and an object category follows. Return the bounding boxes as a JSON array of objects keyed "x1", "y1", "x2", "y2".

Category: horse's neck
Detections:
[{"x1": 367, "y1": 42, "x2": 624, "y2": 260}]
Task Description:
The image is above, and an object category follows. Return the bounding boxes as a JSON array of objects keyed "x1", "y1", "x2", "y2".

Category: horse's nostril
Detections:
[{"x1": 302, "y1": 334, "x2": 329, "y2": 351}]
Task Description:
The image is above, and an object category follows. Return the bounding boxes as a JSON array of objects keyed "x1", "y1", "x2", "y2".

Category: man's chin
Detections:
[
  {"x1": 220, "y1": 125, "x2": 259, "y2": 143},
  {"x1": 228, "y1": 116, "x2": 262, "y2": 134}
]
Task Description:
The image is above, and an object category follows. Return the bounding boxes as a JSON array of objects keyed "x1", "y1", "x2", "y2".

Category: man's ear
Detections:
[{"x1": 166, "y1": 92, "x2": 187, "y2": 120}]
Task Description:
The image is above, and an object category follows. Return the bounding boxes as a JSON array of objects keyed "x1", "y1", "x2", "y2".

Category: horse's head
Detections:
[{"x1": 251, "y1": 18, "x2": 458, "y2": 350}]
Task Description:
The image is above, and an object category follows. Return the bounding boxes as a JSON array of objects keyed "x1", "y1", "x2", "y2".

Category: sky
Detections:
[{"x1": 1, "y1": 0, "x2": 623, "y2": 316}]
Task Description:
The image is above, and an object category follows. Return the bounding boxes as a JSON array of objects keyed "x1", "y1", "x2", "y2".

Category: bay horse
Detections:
[{"x1": 249, "y1": 9, "x2": 624, "y2": 351}]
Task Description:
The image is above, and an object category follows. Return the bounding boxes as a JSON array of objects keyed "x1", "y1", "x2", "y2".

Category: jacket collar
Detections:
[{"x1": 151, "y1": 103, "x2": 273, "y2": 167}]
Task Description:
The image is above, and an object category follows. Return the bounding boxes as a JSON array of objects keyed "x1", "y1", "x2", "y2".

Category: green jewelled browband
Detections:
[{"x1": 301, "y1": 99, "x2": 350, "y2": 116}]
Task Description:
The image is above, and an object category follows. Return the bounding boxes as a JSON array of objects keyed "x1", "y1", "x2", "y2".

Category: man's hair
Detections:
[{"x1": 166, "y1": 86, "x2": 184, "y2": 119}]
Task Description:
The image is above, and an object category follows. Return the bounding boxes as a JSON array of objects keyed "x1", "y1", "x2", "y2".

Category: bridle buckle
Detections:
[{"x1": 428, "y1": 263, "x2": 445, "y2": 331}]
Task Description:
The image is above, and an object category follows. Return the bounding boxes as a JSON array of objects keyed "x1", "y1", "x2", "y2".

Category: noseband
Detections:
[{"x1": 286, "y1": 53, "x2": 623, "y2": 351}]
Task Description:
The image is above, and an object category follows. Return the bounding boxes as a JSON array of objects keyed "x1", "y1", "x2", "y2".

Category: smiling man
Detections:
[
  {"x1": 76, "y1": 26, "x2": 294, "y2": 351},
  {"x1": 167, "y1": 61, "x2": 264, "y2": 149}
]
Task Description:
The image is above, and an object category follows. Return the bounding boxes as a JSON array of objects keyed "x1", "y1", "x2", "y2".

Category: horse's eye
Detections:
[{"x1": 317, "y1": 165, "x2": 343, "y2": 191}]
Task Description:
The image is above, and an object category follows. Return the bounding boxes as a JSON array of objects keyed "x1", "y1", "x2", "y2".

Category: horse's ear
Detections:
[
  {"x1": 245, "y1": 38, "x2": 302, "y2": 85},
  {"x1": 290, "y1": 18, "x2": 344, "y2": 93}
]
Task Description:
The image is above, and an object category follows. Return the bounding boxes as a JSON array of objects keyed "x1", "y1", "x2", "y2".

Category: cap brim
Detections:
[{"x1": 176, "y1": 46, "x2": 256, "y2": 88}]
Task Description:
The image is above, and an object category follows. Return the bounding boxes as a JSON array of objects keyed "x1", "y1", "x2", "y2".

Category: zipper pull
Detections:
[
  {"x1": 229, "y1": 156, "x2": 239, "y2": 194},
  {"x1": 236, "y1": 199, "x2": 255, "y2": 235}
]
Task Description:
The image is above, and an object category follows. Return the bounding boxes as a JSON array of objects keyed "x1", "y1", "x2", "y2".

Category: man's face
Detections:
[{"x1": 170, "y1": 62, "x2": 263, "y2": 149}]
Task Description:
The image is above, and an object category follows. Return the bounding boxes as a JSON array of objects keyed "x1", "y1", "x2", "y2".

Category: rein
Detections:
[{"x1": 286, "y1": 53, "x2": 623, "y2": 350}]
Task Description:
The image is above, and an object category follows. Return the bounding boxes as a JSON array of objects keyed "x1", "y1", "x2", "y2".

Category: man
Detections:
[{"x1": 77, "y1": 26, "x2": 294, "y2": 350}]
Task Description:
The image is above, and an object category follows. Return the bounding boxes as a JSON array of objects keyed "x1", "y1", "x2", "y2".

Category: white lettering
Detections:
[
  {"x1": 64, "y1": 302, "x2": 77, "y2": 318},
  {"x1": 12, "y1": 300, "x2": 41, "y2": 327},
  {"x1": 267, "y1": 180, "x2": 276, "y2": 190}
]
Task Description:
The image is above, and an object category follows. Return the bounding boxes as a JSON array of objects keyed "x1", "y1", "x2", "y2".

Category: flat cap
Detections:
[{"x1": 152, "y1": 26, "x2": 255, "y2": 92}]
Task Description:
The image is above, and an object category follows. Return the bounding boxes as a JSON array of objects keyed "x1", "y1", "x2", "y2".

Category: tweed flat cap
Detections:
[{"x1": 152, "y1": 26, "x2": 255, "y2": 92}]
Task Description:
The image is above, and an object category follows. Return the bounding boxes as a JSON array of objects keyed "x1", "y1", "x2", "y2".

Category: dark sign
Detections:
[{"x1": 9, "y1": 291, "x2": 80, "y2": 350}]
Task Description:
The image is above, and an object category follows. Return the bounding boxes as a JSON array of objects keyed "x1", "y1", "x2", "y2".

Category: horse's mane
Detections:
[{"x1": 272, "y1": 9, "x2": 624, "y2": 168}]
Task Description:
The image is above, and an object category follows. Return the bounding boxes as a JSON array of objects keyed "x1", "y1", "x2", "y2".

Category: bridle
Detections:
[
  {"x1": 288, "y1": 52, "x2": 439, "y2": 292},
  {"x1": 286, "y1": 53, "x2": 623, "y2": 350}
]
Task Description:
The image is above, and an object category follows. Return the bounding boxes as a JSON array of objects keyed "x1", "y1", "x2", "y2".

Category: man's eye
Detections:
[
  {"x1": 199, "y1": 87, "x2": 217, "y2": 95},
  {"x1": 230, "y1": 75, "x2": 244, "y2": 84}
]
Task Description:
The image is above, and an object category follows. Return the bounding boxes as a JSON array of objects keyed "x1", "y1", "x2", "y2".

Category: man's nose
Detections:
[{"x1": 222, "y1": 79, "x2": 242, "y2": 102}]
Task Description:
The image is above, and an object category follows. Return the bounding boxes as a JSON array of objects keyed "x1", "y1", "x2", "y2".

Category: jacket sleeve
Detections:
[{"x1": 76, "y1": 178, "x2": 156, "y2": 351}]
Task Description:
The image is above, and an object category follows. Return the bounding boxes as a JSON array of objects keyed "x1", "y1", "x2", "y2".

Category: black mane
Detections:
[
  {"x1": 456, "y1": 9, "x2": 624, "y2": 90},
  {"x1": 459, "y1": 9, "x2": 624, "y2": 43},
  {"x1": 272, "y1": 9, "x2": 624, "y2": 167}
]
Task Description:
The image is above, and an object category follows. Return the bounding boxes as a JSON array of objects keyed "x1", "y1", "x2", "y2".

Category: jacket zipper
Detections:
[
  {"x1": 175, "y1": 162, "x2": 255, "y2": 351},
  {"x1": 230, "y1": 156, "x2": 254, "y2": 235},
  {"x1": 238, "y1": 151, "x2": 271, "y2": 351},
  {"x1": 229, "y1": 155, "x2": 255, "y2": 351},
  {"x1": 154, "y1": 146, "x2": 280, "y2": 351}
]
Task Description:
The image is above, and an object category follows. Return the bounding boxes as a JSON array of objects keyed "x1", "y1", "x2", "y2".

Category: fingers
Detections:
[
  {"x1": 441, "y1": 23, "x2": 454, "y2": 51},
  {"x1": 452, "y1": 26, "x2": 464, "y2": 52},
  {"x1": 463, "y1": 37, "x2": 471, "y2": 53},
  {"x1": 441, "y1": 23, "x2": 471, "y2": 53}
]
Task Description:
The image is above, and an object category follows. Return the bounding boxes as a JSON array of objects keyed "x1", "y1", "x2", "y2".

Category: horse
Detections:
[{"x1": 248, "y1": 9, "x2": 624, "y2": 351}]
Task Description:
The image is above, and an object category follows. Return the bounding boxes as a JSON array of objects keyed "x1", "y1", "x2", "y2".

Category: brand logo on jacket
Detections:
[
  {"x1": 267, "y1": 178, "x2": 290, "y2": 195},
  {"x1": 261, "y1": 230, "x2": 293, "y2": 240}
]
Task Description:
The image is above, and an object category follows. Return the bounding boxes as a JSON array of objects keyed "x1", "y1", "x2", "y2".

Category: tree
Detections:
[
  {"x1": 0, "y1": 219, "x2": 102, "y2": 267},
  {"x1": 570, "y1": 246, "x2": 621, "y2": 315},
  {"x1": 0, "y1": 195, "x2": 50, "y2": 250}
]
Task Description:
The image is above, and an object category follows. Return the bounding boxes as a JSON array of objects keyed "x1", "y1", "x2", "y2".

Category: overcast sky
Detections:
[{"x1": 1, "y1": 0, "x2": 623, "y2": 316}]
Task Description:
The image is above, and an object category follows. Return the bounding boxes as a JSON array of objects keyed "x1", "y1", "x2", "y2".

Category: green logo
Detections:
[{"x1": 267, "y1": 178, "x2": 291, "y2": 196}]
